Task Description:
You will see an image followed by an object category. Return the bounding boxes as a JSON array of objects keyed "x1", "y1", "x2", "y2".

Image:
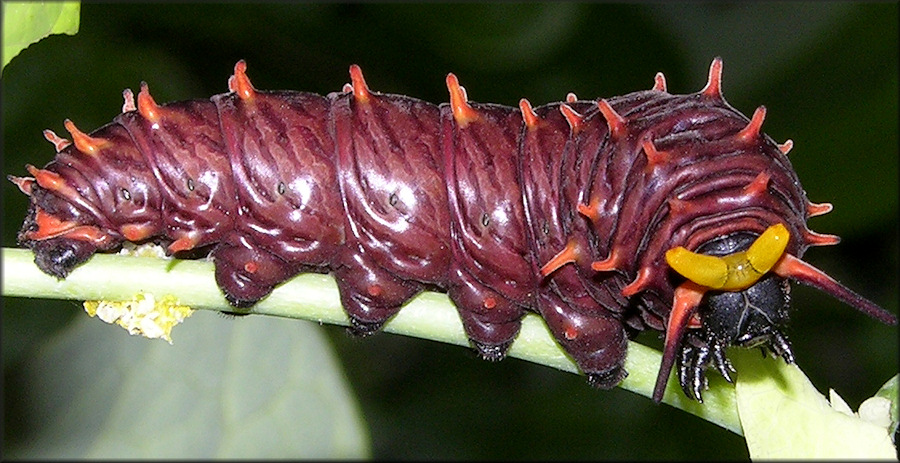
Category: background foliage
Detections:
[{"x1": 3, "y1": 3, "x2": 897, "y2": 459}]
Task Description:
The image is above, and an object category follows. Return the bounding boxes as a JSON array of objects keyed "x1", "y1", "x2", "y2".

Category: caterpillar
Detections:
[{"x1": 11, "y1": 58, "x2": 896, "y2": 403}]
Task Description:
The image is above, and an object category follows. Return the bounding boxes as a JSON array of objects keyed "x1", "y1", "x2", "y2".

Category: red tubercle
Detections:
[
  {"x1": 591, "y1": 248, "x2": 620, "y2": 272},
  {"x1": 774, "y1": 254, "x2": 897, "y2": 325},
  {"x1": 652, "y1": 72, "x2": 667, "y2": 92},
  {"x1": 621, "y1": 267, "x2": 653, "y2": 297},
  {"x1": 137, "y1": 83, "x2": 162, "y2": 123},
  {"x1": 596, "y1": 99, "x2": 626, "y2": 140},
  {"x1": 777, "y1": 139, "x2": 794, "y2": 155},
  {"x1": 228, "y1": 60, "x2": 256, "y2": 100},
  {"x1": 122, "y1": 88, "x2": 136, "y2": 113},
  {"x1": 367, "y1": 284, "x2": 383, "y2": 298},
  {"x1": 519, "y1": 98, "x2": 541, "y2": 130},
  {"x1": 667, "y1": 197, "x2": 694, "y2": 215},
  {"x1": 701, "y1": 57, "x2": 724, "y2": 99},
  {"x1": 806, "y1": 202, "x2": 833, "y2": 217},
  {"x1": 564, "y1": 323, "x2": 579, "y2": 341},
  {"x1": 167, "y1": 234, "x2": 199, "y2": 253},
  {"x1": 120, "y1": 223, "x2": 155, "y2": 242},
  {"x1": 446, "y1": 73, "x2": 479, "y2": 127},
  {"x1": 348, "y1": 64, "x2": 371, "y2": 104},
  {"x1": 540, "y1": 239, "x2": 582, "y2": 277},
  {"x1": 559, "y1": 103, "x2": 583, "y2": 133},
  {"x1": 653, "y1": 280, "x2": 707, "y2": 403},
  {"x1": 42, "y1": 129, "x2": 71, "y2": 152},
  {"x1": 736, "y1": 106, "x2": 766, "y2": 143},
  {"x1": 641, "y1": 138, "x2": 669, "y2": 168},
  {"x1": 64, "y1": 119, "x2": 107, "y2": 155},
  {"x1": 803, "y1": 229, "x2": 841, "y2": 247},
  {"x1": 8, "y1": 175, "x2": 36, "y2": 196},
  {"x1": 743, "y1": 171, "x2": 771, "y2": 197}
]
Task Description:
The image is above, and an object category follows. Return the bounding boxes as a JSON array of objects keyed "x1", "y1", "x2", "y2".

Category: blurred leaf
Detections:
[
  {"x1": 874, "y1": 375, "x2": 899, "y2": 438},
  {"x1": 2, "y1": 1, "x2": 80, "y2": 71},
  {"x1": 4, "y1": 312, "x2": 369, "y2": 458}
]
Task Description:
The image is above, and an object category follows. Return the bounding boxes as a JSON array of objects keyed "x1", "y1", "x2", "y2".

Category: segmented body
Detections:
[{"x1": 16, "y1": 59, "x2": 893, "y2": 401}]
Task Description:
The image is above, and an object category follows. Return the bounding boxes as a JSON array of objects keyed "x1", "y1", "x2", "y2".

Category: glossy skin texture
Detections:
[{"x1": 15, "y1": 60, "x2": 891, "y2": 402}]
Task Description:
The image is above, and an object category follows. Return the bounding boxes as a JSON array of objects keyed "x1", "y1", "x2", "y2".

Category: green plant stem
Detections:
[{"x1": 1, "y1": 247, "x2": 742, "y2": 433}]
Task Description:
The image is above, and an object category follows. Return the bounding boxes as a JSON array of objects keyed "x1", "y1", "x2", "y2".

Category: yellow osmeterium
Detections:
[{"x1": 666, "y1": 224, "x2": 790, "y2": 291}]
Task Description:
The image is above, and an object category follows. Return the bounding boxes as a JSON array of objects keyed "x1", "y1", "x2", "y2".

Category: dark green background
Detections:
[{"x1": 3, "y1": 3, "x2": 897, "y2": 459}]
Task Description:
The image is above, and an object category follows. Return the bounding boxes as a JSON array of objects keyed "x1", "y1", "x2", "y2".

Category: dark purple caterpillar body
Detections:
[{"x1": 12, "y1": 58, "x2": 896, "y2": 403}]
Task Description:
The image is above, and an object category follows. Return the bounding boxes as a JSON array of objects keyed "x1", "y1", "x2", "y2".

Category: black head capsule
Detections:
[{"x1": 677, "y1": 232, "x2": 794, "y2": 401}]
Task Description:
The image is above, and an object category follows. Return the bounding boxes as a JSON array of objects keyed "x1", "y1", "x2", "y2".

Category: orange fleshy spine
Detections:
[
  {"x1": 652, "y1": 72, "x2": 667, "y2": 92},
  {"x1": 120, "y1": 223, "x2": 155, "y2": 242},
  {"x1": 8, "y1": 175, "x2": 35, "y2": 196},
  {"x1": 642, "y1": 138, "x2": 668, "y2": 168},
  {"x1": 621, "y1": 267, "x2": 653, "y2": 297},
  {"x1": 559, "y1": 103, "x2": 583, "y2": 133},
  {"x1": 774, "y1": 254, "x2": 897, "y2": 325},
  {"x1": 348, "y1": 64, "x2": 371, "y2": 104},
  {"x1": 228, "y1": 60, "x2": 256, "y2": 100},
  {"x1": 24, "y1": 208, "x2": 110, "y2": 246},
  {"x1": 167, "y1": 234, "x2": 199, "y2": 253},
  {"x1": 42, "y1": 129, "x2": 71, "y2": 152},
  {"x1": 576, "y1": 198, "x2": 601, "y2": 222},
  {"x1": 804, "y1": 230, "x2": 841, "y2": 246},
  {"x1": 736, "y1": 106, "x2": 766, "y2": 142},
  {"x1": 653, "y1": 280, "x2": 707, "y2": 403},
  {"x1": 806, "y1": 202, "x2": 833, "y2": 217},
  {"x1": 777, "y1": 139, "x2": 794, "y2": 155},
  {"x1": 540, "y1": 239, "x2": 581, "y2": 277},
  {"x1": 446, "y1": 73, "x2": 479, "y2": 127},
  {"x1": 519, "y1": 98, "x2": 540, "y2": 130},
  {"x1": 137, "y1": 83, "x2": 162, "y2": 123},
  {"x1": 701, "y1": 57, "x2": 724, "y2": 99},
  {"x1": 28, "y1": 209, "x2": 76, "y2": 239},
  {"x1": 591, "y1": 248, "x2": 620, "y2": 272},
  {"x1": 122, "y1": 88, "x2": 136, "y2": 113},
  {"x1": 64, "y1": 119, "x2": 107, "y2": 155},
  {"x1": 27, "y1": 165, "x2": 66, "y2": 192},
  {"x1": 743, "y1": 171, "x2": 771, "y2": 197},
  {"x1": 596, "y1": 99, "x2": 626, "y2": 140}
]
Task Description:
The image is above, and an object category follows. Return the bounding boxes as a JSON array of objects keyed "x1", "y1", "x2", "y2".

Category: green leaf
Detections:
[
  {"x1": 874, "y1": 375, "x2": 899, "y2": 438},
  {"x1": 3, "y1": 310, "x2": 370, "y2": 458},
  {"x1": 733, "y1": 350, "x2": 896, "y2": 459},
  {"x1": 2, "y1": 1, "x2": 81, "y2": 71}
]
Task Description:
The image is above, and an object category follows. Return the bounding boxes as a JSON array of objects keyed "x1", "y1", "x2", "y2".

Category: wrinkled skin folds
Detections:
[{"x1": 14, "y1": 58, "x2": 896, "y2": 403}]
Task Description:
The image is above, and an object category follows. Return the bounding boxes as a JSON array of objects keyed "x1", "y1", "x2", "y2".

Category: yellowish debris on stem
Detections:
[{"x1": 84, "y1": 293, "x2": 194, "y2": 344}]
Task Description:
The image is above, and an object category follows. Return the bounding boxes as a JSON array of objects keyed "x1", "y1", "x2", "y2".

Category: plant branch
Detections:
[{"x1": 2, "y1": 247, "x2": 742, "y2": 432}]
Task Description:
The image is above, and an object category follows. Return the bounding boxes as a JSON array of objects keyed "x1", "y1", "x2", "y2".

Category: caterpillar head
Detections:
[
  {"x1": 667, "y1": 230, "x2": 792, "y2": 401},
  {"x1": 659, "y1": 223, "x2": 897, "y2": 403}
]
